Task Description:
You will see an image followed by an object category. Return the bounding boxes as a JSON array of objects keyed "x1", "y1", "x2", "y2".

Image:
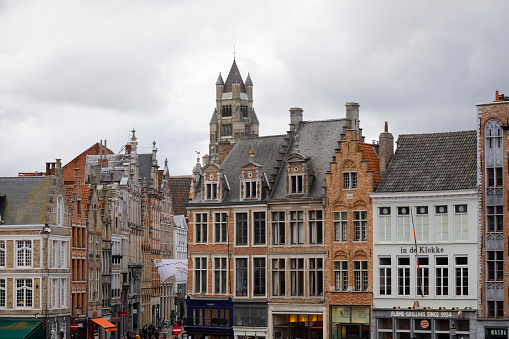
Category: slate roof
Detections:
[
  {"x1": 271, "y1": 119, "x2": 349, "y2": 199},
  {"x1": 375, "y1": 130, "x2": 477, "y2": 193},
  {"x1": 0, "y1": 176, "x2": 52, "y2": 225},
  {"x1": 223, "y1": 59, "x2": 246, "y2": 93},
  {"x1": 169, "y1": 176, "x2": 192, "y2": 216}
]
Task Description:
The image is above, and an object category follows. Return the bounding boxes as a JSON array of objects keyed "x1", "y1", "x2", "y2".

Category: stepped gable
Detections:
[{"x1": 375, "y1": 130, "x2": 477, "y2": 192}]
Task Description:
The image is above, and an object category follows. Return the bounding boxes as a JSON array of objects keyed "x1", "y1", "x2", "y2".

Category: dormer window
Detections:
[
  {"x1": 343, "y1": 172, "x2": 357, "y2": 189},
  {"x1": 206, "y1": 183, "x2": 217, "y2": 200},
  {"x1": 244, "y1": 181, "x2": 257, "y2": 198},
  {"x1": 241, "y1": 157, "x2": 262, "y2": 201},
  {"x1": 290, "y1": 174, "x2": 303, "y2": 194}
]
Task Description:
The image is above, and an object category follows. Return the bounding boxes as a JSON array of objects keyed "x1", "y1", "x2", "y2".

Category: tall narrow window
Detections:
[
  {"x1": 60, "y1": 278, "x2": 67, "y2": 307},
  {"x1": 290, "y1": 258, "x2": 304, "y2": 296},
  {"x1": 16, "y1": 279, "x2": 33, "y2": 307},
  {"x1": 290, "y1": 211, "x2": 304, "y2": 245},
  {"x1": 488, "y1": 251, "x2": 504, "y2": 281},
  {"x1": 0, "y1": 279, "x2": 5, "y2": 307},
  {"x1": 0, "y1": 240, "x2": 5, "y2": 267},
  {"x1": 354, "y1": 211, "x2": 367, "y2": 241},
  {"x1": 334, "y1": 211, "x2": 347, "y2": 241},
  {"x1": 415, "y1": 206, "x2": 429, "y2": 242},
  {"x1": 253, "y1": 258, "x2": 266, "y2": 296},
  {"x1": 194, "y1": 257, "x2": 207, "y2": 294},
  {"x1": 455, "y1": 256, "x2": 468, "y2": 296},
  {"x1": 397, "y1": 257, "x2": 410, "y2": 296},
  {"x1": 235, "y1": 213, "x2": 248, "y2": 245},
  {"x1": 379, "y1": 257, "x2": 391, "y2": 295},
  {"x1": 308, "y1": 210, "x2": 323, "y2": 244},
  {"x1": 221, "y1": 124, "x2": 232, "y2": 137},
  {"x1": 334, "y1": 261, "x2": 348, "y2": 291},
  {"x1": 343, "y1": 172, "x2": 357, "y2": 189},
  {"x1": 214, "y1": 257, "x2": 227, "y2": 294},
  {"x1": 271, "y1": 212, "x2": 285, "y2": 245},
  {"x1": 244, "y1": 181, "x2": 257, "y2": 199},
  {"x1": 214, "y1": 213, "x2": 228, "y2": 243},
  {"x1": 434, "y1": 206, "x2": 448, "y2": 241},
  {"x1": 397, "y1": 207, "x2": 410, "y2": 242},
  {"x1": 416, "y1": 257, "x2": 429, "y2": 296},
  {"x1": 488, "y1": 301, "x2": 504, "y2": 318},
  {"x1": 17, "y1": 241, "x2": 32, "y2": 267},
  {"x1": 435, "y1": 257, "x2": 448, "y2": 296},
  {"x1": 487, "y1": 206, "x2": 503, "y2": 232},
  {"x1": 60, "y1": 241, "x2": 68, "y2": 268},
  {"x1": 454, "y1": 205, "x2": 468, "y2": 240},
  {"x1": 378, "y1": 207, "x2": 391, "y2": 242},
  {"x1": 272, "y1": 258, "x2": 285, "y2": 296},
  {"x1": 236, "y1": 258, "x2": 248, "y2": 296},
  {"x1": 290, "y1": 175, "x2": 304, "y2": 194},
  {"x1": 253, "y1": 212, "x2": 266, "y2": 245},
  {"x1": 57, "y1": 195, "x2": 63, "y2": 226},
  {"x1": 309, "y1": 258, "x2": 323, "y2": 296},
  {"x1": 354, "y1": 261, "x2": 368, "y2": 291},
  {"x1": 206, "y1": 183, "x2": 217, "y2": 200},
  {"x1": 195, "y1": 213, "x2": 208, "y2": 243}
]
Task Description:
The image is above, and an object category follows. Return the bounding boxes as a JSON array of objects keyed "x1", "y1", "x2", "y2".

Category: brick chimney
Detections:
[
  {"x1": 218, "y1": 140, "x2": 231, "y2": 165},
  {"x1": 378, "y1": 122, "x2": 394, "y2": 177}
]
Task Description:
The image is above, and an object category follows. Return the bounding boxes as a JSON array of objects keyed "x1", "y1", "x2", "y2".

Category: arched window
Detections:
[{"x1": 56, "y1": 195, "x2": 64, "y2": 226}]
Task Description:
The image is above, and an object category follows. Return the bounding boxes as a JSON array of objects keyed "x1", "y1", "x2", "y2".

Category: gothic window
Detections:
[
  {"x1": 240, "y1": 105, "x2": 248, "y2": 120},
  {"x1": 221, "y1": 105, "x2": 232, "y2": 117},
  {"x1": 221, "y1": 124, "x2": 232, "y2": 137}
]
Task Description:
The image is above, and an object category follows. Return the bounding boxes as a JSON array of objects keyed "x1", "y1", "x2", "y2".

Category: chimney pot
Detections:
[{"x1": 496, "y1": 90, "x2": 499, "y2": 101}]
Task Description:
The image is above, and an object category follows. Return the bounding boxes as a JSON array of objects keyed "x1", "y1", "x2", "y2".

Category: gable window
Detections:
[
  {"x1": 290, "y1": 258, "x2": 304, "y2": 296},
  {"x1": 244, "y1": 181, "x2": 257, "y2": 199},
  {"x1": 343, "y1": 172, "x2": 357, "y2": 189},
  {"x1": 309, "y1": 258, "x2": 323, "y2": 296},
  {"x1": 379, "y1": 257, "x2": 391, "y2": 295},
  {"x1": 194, "y1": 257, "x2": 207, "y2": 293},
  {"x1": 455, "y1": 256, "x2": 468, "y2": 296},
  {"x1": 195, "y1": 213, "x2": 208, "y2": 243},
  {"x1": 214, "y1": 213, "x2": 228, "y2": 243},
  {"x1": 334, "y1": 261, "x2": 348, "y2": 291},
  {"x1": 253, "y1": 212, "x2": 266, "y2": 245},
  {"x1": 397, "y1": 207, "x2": 411, "y2": 242},
  {"x1": 354, "y1": 260, "x2": 368, "y2": 291},
  {"x1": 354, "y1": 211, "x2": 367, "y2": 241},
  {"x1": 334, "y1": 211, "x2": 347, "y2": 242},
  {"x1": 415, "y1": 206, "x2": 429, "y2": 242},
  {"x1": 236, "y1": 258, "x2": 248, "y2": 296},
  {"x1": 454, "y1": 205, "x2": 468, "y2": 240},
  {"x1": 236, "y1": 213, "x2": 248, "y2": 246},
  {"x1": 16, "y1": 279, "x2": 33, "y2": 307},
  {"x1": 17, "y1": 240, "x2": 32, "y2": 267},
  {"x1": 290, "y1": 211, "x2": 304, "y2": 245},
  {"x1": 308, "y1": 210, "x2": 323, "y2": 245},
  {"x1": 416, "y1": 257, "x2": 429, "y2": 296},
  {"x1": 206, "y1": 183, "x2": 217, "y2": 200},
  {"x1": 434, "y1": 206, "x2": 448, "y2": 241},
  {"x1": 214, "y1": 257, "x2": 227, "y2": 294},
  {"x1": 272, "y1": 258, "x2": 285, "y2": 296},
  {"x1": 253, "y1": 257, "x2": 266, "y2": 296},
  {"x1": 378, "y1": 207, "x2": 391, "y2": 242},
  {"x1": 435, "y1": 257, "x2": 448, "y2": 296},
  {"x1": 271, "y1": 212, "x2": 285, "y2": 245},
  {"x1": 289, "y1": 175, "x2": 303, "y2": 194},
  {"x1": 0, "y1": 240, "x2": 5, "y2": 267}
]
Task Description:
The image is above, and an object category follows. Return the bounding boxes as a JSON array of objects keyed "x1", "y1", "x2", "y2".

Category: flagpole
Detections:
[{"x1": 410, "y1": 207, "x2": 423, "y2": 297}]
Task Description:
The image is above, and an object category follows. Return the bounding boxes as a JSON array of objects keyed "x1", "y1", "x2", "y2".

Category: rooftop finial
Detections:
[
  {"x1": 250, "y1": 148, "x2": 255, "y2": 159},
  {"x1": 233, "y1": 45, "x2": 236, "y2": 60}
]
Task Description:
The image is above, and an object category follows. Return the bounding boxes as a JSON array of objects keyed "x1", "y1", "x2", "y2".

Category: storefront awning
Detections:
[
  {"x1": 0, "y1": 319, "x2": 44, "y2": 339},
  {"x1": 90, "y1": 318, "x2": 117, "y2": 332}
]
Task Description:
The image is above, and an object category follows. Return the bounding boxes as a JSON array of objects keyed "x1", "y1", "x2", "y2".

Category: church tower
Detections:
[{"x1": 209, "y1": 59, "x2": 259, "y2": 163}]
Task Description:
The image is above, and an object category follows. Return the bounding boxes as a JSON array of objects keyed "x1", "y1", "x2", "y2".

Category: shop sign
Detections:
[
  {"x1": 390, "y1": 310, "x2": 452, "y2": 318},
  {"x1": 420, "y1": 319, "x2": 429, "y2": 329},
  {"x1": 332, "y1": 306, "x2": 370, "y2": 324},
  {"x1": 351, "y1": 307, "x2": 370, "y2": 323},
  {"x1": 487, "y1": 328, "x2": 508, "y2": 339}
]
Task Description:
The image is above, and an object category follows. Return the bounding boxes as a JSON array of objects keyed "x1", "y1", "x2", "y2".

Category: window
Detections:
[
  {"x1": 271, "y1": 212, "x2": 285, "y2": 245},
  {"x1": 454, "y1": 205, "x2": 468, "y2": 240},
  {"x1": 244, "y1": 181, "x2": 257, "y2": 199},
  {"x1": 290, "y1": 258, "x2": 304, "y2": 296},
  {"x1": 289, "y1": 175, "x2": 304, "y2": 194},
  {"x1": 343, "y1": 172, "x2": 357, "y2": 189},
  {"x1": 379, "y1": 257, "x2": 391, "y2": 295},
  {"x1": 253, "y1": 212, "x2": 266, "y2": 245},
  {"x1": 334, "y1": 261, "x2": 348, "y2": 292},
  {"x1": 17, "y1": 240, "x2": 32, "y2": 267},
  {"x1": 195, "y1": 213, "x2": 208, "y2": 243},
  {"x1": 221, "y1": 123, "x2": 232, "y2": 137},
  {"x1": 397, "y1": 207, "x2": 411, "y2": 242},
  {"x1": 455, "y1": 256, "x2": 468, "y2": 295},
  {"x1": 308, "y1": 210, "x2": 323, "y2": 245},
  {"x1": 290, "y1": 211, "x2": 304, "y2": 245},
  {"x1": 309, "y1": 258, "x2": 323, "y2": 296},
  {"x1": 354, "y1": 211, "x2": 367, "y2": 241},
  {"x1": 214, "y1": 257, "x2": 227, "y2": 294},
  {"x1": 57, "y1": 195, "x2": 63, "y2": 226},
  {"x1": 397, "y1": 257, "x2": 410, "y2": 296},
  {"x1": 488, "y1": 251, "x2": 504, "y2": 281},
  {"x1": 60, "y1": 278, "x2": 67, "y2": 307},
  {"x1": 236, "y1": 213, "x2": 248, "y2": 246},
  {"x1": 16, "y1": 279, "x2": 33, "y2": 307},
  {"x1": 60, "y1": 241, "x2": 68, "y2": 268},
  {"x1": 206, "y1": 183, "x2": 217, "y2": 200},
  {"x1": 194, "y1": 257, "x2": 207, "y2": 293},
  {"x1": 487, "y1": 168, "x2": 503, "y2": 187},
  {"x1": 415, "y1": 206, "x2": 429, "y2": 242},
  {"x1": 488, "y1": 301, "x2": 504, "y2": 318},
  {"x1": 378, "y1": 207, "x2": 391, "y2": 242},
  {"x1": 487, "y1": 206, "x2": 503, "y2": 232},
  {"x1": 0, "y1": 240, "x2": 5, "y2": 267},
  {"x1": 253, "y1": 258, "x2": 266, "y2": 296},
  {"x1": 214, "y1": 213, "x2": 228, "y2": 243},
  {"x1": 354, "y1": 261, "x2": 368, "y2": 291},
  {"x1": 334, "y1": 211, "x2": 347, "y2": 241},
  {"x1": 272, "y1": 259, "x2": 285, "y2": 296},
  {"x1": 221, "y1": 105, "x2": 232, "y2": 117},
  {"x1": 434, "y1": 206, "x2": 448, "y2": 241},
  {"x1": 0, "y1": 279, "x2": 5, "y2": 307},
  {"x1": 435, "y1": 257, "x2": 448, "y2": 296},
  {"x1": 236, "y1": 258, "x2": 248, "y2": 296},
  {"x1": 51, "y1": 278, "x2": 58, "y2": 307},
  {"x1": 416, "y1": 257, "x2": 429, "y2": 296}
]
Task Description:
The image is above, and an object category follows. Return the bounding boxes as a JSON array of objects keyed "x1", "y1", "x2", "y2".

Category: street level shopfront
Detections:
[{"x1": 330, "y1": 306, "x2": 370, "y2": 339}]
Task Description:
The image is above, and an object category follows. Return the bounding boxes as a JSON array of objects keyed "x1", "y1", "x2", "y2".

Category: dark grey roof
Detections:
[
  {"x1": 0, "y1": 176, "x2": 52, "y2": 225},
  {"x1": 216, "y1": 73, "x2": 224, "y2": 86},
  {"x1": 375, "y1": 130, "x2": 477, "y2": 193},
  {"x1": 209, "y1": 109, "x2": 218, "y2": 124},
  {"x1": 139, "y1": 154, "x2": 152, "y2": 182},
  {"x1": 249, "y1": 110, "x2": 259, "y2": 125},
  {"x1": 271, "y1": 119, "x2": 348, "y2": 199},
  {"x1": 245, "y1": 73, "x2": 253, "y2": 86}
]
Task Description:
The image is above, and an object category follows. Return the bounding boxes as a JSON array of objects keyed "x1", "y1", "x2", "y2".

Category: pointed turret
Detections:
[{"x1": 216, "y1": 72, "x2": 224, "y2": 100}]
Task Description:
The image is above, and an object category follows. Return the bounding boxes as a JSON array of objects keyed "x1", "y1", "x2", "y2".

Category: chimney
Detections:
[
  {"x1": 345, "y1": 102, "x2": 360, "y2": 139},
  {"x1": 378, "y1": 122, "x2": 394, "y2": 177},
  {"x1": 45, "y1": 162, "x2": 56, "y2": 176},
  {"x1": 202, "y1": 155, "x2": 210, "y2": 166},
  {"x1": 218, "y1": 140, "x2": 231, "y2": 165},
  {"x1": 125, "y1": 144, "x2": 132, "y2": 154},
  {"x1": 289, "y1": 107, "x2": 303, "y2": 133},
  {"x1": 496, "y1": 90, "x2": 500, "y2": 101},
  {"x1": 98, "y1": 140, "x2": 108, "y2": 167}
]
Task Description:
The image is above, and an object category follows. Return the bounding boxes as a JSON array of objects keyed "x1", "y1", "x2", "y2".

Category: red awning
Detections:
[{"x1": 90, "y1": 318, "x2": 117, "y2": 332}]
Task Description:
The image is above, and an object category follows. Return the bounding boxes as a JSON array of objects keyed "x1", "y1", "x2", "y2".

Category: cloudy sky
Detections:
[{"x1": 1, "y1": 0, "x2": 508, "y2": 176}]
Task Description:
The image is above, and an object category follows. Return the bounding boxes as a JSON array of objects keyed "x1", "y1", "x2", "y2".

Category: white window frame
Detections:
[
  {"x1": 415, "y1": 206, "x2": 429, "y2": 242},
  {"x1": 354, "y1": 260, "x2": 368, "y2": 291},
  {"x1": 434, "y1": 205, "x2": 448, "y2": 241},
  {"x1": 0, "y1": 278, "x2": 5, "y2": 307},
  {"x1": 416, "y1": 256, "x2": 429, "y2": 296},
  {"x1": 397, "y1": 207, "x2": 411, "y2": 242},
  {"x1": 16, "y1": 278, "x2": 33, "y2": 308},
  {"x1": 235, "y1": 257, "x2": 249, "y2": 297},
  {"x1": 378, "y1": 207, "x2": 391, "y2": 242},
  {"x1": 454, "y1": 205, "x2": 468, "y2": 241},
  {"x1": 51, "y1": 278, "x2": 58, "y2": 307},
  {"x1": 214, "y1": 212, "x2": 228, "y2": 243},
  {"x1": 354, "y1": 211, "x2": 367, "y2": 242},
  {"x1": 194, "y1": 257, "x2": 208, "y2": 294},
  {"x1": 57, "y1": 195, "x2": 64, "y2": 226},
  {"x1": 16, "y1": 240, "x2": 32, "y2": 267},
  {"x1": 60, "y1": 278, "x2": 67, "y2": 307},
  {"x1": 343, "y1": 172, "x2": 357, "y2": 189},
  {"x1": 379, "y1": 257, "x2": 391, "y2": 296},
  {"x1": 397, "y1": 257, "x2": 410, "y2": 296},
  {"x1": 0, "y1": 240, "x2": 5, "y2": 267},
  {"x1": 334, "y1": 260, "x2": 348, "y2": 292},
  {"x1": 195, "y1": 213, "x2": 208, "y2": 244},
  {"x1": 252, "y1": 256, "x2": 267, "y2": 297},
  {"x1": 435, "y1": 256, "x2": 448, "y2": 296},
  {"x1": 334, "y1": 211, "x2": 347, "y2": 242},
  {"x1": 455, "y1": 256, "x2": 468, "y2": 296},
  {"x1": 213, "y1": 256, "x2": 227, "y2": 295}
]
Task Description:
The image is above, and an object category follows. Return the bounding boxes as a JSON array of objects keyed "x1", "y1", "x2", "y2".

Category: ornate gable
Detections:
[
  {"x1": 202, "y1": 163, "x2": 223, "y2": 202},
  {"x1": 240, "y1": 149, "x2": 263, "y2": 201}
]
